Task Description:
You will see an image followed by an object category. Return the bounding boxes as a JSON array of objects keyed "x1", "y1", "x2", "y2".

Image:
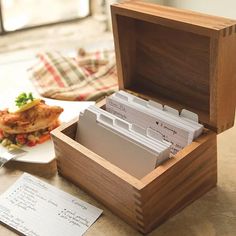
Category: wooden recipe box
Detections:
[{"x1": 51, "y1": 1, "x2": 236, "y2": 234}]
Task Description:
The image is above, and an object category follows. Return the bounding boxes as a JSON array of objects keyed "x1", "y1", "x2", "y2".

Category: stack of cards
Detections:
[
  {"x1": 76, "y1": 105, "x2": 171, "y2": 179},
  {"x1": 106, "y1": 91, "x2": 203, "y2": 154}
]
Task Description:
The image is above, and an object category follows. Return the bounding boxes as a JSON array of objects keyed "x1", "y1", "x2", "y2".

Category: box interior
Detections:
[
  {"x1": 115, "y1": 15, "x2": 211, "y2": 125},
  {"x1": 59, "y1": 102, "x2": 210, "y2": 182}
]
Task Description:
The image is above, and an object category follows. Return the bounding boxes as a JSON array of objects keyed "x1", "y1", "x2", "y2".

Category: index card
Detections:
[
  {"x1": 77, "y1": 109, "x2": 160, "y2": 179},
  {"x1": 106, "y1": 91, "x2": 203, "y2": 154},
  {"x1": 0, "y1": 173, "x2": 103, "y2": 236}
]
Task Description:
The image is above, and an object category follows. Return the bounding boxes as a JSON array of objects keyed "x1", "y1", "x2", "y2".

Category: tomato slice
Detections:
[
  {"x1": 37, "y1": 133, "x2": 51, "y2": 144},
  {"x1": 16, "y1": 134, "x2": 27, "y2": 145},
  {"x1": 0, "y1": 129, "x2": 4, "y2": 141},
  {"x1": 27, "y1": 140, "x2": 37, "y2": 147}
]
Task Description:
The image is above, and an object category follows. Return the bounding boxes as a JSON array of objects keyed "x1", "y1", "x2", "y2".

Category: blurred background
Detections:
[
  {"x1": 0, "y1": 0, "x2": 236, "y2": 35},
  {"x1": 0, "y1": 0, "x2": 90, "y2": 32},
  {"x1": 0, "y1": 0, "x2": 236, "y2": 63}
]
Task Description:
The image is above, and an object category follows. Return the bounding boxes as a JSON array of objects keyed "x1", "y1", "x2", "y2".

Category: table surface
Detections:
[{"x1": 0, "y1": 54, "x2": 236, "y2": 236}]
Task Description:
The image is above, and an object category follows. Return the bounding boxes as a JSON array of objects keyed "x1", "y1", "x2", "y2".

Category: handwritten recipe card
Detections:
[{"x1": 0, "y1": 173, "x2": 103, "y2": 236}]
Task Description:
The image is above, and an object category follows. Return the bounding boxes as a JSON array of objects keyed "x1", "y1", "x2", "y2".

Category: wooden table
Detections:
[{"x1": 0, "y1": 47, "x2": 236, "y2": 236}]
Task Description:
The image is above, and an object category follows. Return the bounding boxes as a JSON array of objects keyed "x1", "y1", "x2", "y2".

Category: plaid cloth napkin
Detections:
[{"x1": 29, "y1": 49, "x2": 118, "y2": 101}]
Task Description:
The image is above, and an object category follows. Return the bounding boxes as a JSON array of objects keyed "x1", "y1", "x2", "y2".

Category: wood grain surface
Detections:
[
  {"x1": 111, "y1": 1, "x2": 236, "y2": 133},
  {"x1": 52, "y1": 113, "x2": 217, "y2": 233}
]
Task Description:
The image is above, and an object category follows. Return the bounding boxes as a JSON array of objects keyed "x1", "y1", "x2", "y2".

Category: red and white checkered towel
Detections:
[{"x1": 29, "y1": 49, "x2": 118, "y2": 101}]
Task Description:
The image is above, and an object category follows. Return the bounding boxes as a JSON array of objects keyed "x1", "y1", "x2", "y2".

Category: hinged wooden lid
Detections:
[{"x1": 111, "y1": 1, "x2": 236, "y2": 133}]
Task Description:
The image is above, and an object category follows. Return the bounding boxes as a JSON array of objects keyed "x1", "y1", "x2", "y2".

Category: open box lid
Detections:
[{"x1": 111, "y1": 1, "x2": 236, "y2": 133}]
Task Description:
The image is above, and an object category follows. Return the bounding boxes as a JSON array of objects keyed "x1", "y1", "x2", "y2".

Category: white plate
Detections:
[{"x1": 0, "y1": 97, "x2": 94, "y2": 163}]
